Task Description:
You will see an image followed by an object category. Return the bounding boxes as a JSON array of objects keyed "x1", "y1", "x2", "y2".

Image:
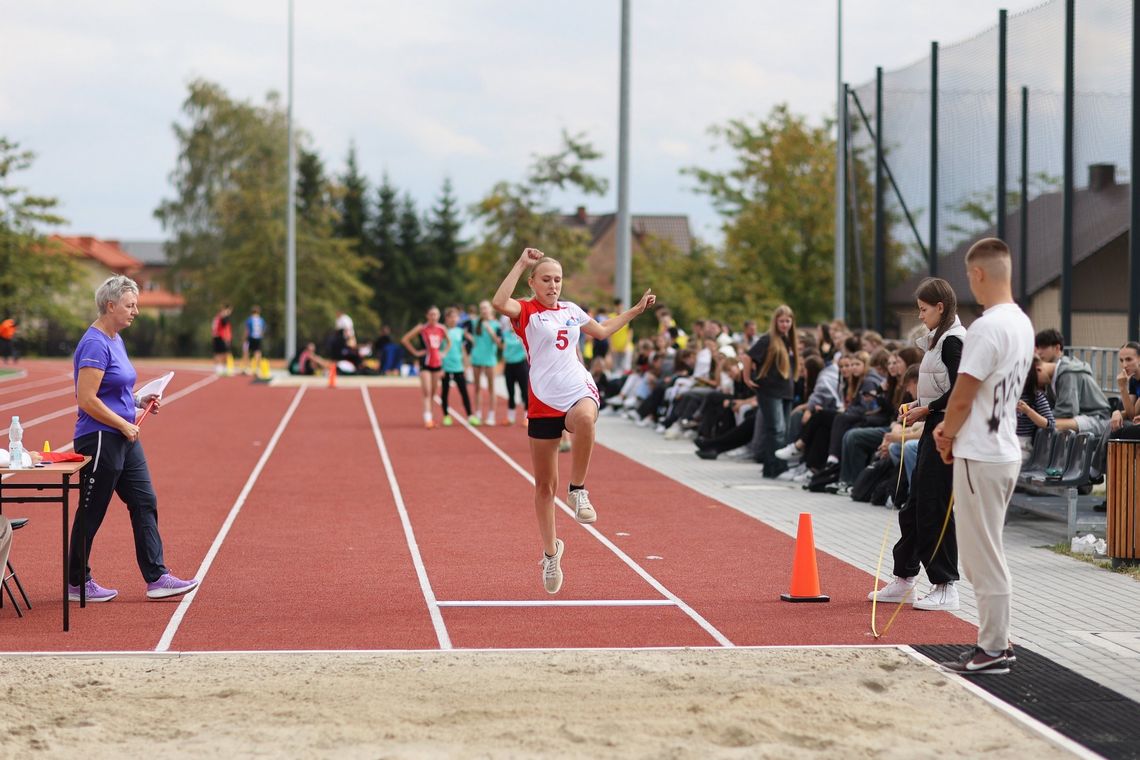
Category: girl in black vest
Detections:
[{"x1": 870, "y1": 277, "x2": 966, "y2": 611}]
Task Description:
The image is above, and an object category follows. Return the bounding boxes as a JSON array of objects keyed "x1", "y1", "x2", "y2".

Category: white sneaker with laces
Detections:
[
  {"x1": 913, "y1": 582, "x2": 959, "y2": 611},
  {"x1": 774, "y1": 442, "x2": 803, "y2": 462},
  {"x1": 569, "y1": 489, "x2": 597, "y2": 523},
  {"x1": 867, "y1": 575, "x2": 917, "y2": 602},
  {"x1": 540, "y1": 539, "x2": 564, "y2": 594}
]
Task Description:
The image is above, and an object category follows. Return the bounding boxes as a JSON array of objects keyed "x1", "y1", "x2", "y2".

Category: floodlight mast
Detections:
[
  {"x1": 285, "y1": 0, "x2": 297, "y2": 362},
  {"x1": 615, "y1": 0, "x2": 632, "y2": 311},
  {"x1": 834, "y1": 0, "x2": 846, "y2": 322}
]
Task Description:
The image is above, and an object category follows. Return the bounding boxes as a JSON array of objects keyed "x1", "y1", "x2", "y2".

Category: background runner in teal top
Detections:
[
  {"x1": 470, "y1": 319, "x2": 501, "y2": 367},
  {"x1": 443, "y1": 326, "x2": 466, "y2": 373}
]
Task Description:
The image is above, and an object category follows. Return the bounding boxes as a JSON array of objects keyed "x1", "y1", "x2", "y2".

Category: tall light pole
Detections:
[
  {"x1": 615, "y1": 0, "x2": 632, "y2": 311},
  {"x1": 834, "y1": 0, "x2": 846, "y2": 322},
  {"x1": 285, "y1": 0, "x2": 297, "y2": 360}
]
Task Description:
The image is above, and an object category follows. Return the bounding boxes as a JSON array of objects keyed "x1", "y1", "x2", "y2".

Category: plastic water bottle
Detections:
[{"x1": 7, "y1": 415, "x2": 24, "y2": 470}]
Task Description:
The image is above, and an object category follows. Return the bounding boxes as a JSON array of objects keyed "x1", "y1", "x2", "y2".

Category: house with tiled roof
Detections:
[
  {"x1": 49, "y1": 235, "x2": 184, "y2": 315},
  {"x1": 889, "y1": 163, "x2": 1130, "y2": 346},
  {"x1": 559, "y1": 207, "x2": 693, "y2": 305}
]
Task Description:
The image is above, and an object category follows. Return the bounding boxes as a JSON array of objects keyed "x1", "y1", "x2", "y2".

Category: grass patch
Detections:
[{"x1": 1045, "y1": 542, "x2": 1140, "y2": 581}]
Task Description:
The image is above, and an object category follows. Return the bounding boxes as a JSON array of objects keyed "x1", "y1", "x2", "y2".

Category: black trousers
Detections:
[
  {"x1": 503, "y1": 361, "x2": 528, "y2": 410},
  {"x1": 892, "y1": 413, "x2": 959, "y2": 584},
  {"x1": 69, "y1": 430, "x2": 168, "y2": 586},
  {"x1": 441, "y1": 371, "x2": 473, "y2": 416},
  {"x1": 698, "y1": 408, "x2": 757, "y2": 453}
]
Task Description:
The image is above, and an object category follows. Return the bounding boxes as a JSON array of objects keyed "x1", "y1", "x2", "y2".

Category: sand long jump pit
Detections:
[{"x1": 1, "y1": 647, "x2": 1080, "y2": 758}]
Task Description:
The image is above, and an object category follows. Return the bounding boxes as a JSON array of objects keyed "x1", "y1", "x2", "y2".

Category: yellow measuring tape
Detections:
[{"x1": 870, "y1": 406, "x2": 956, "y2": 639}]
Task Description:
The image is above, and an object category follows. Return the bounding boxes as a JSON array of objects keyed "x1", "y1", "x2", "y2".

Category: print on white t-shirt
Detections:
[
  {"x1": 512, "y1": 299, "x2": 599, "y2": 418},
  {"x1": 953, "y1": 303, "x2": 1036, "y2": 463}
]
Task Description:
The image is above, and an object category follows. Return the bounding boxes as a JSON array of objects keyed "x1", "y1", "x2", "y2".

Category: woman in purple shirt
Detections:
[{"x1": 69, "y1": 276, "x2": 198, "y2": 602}]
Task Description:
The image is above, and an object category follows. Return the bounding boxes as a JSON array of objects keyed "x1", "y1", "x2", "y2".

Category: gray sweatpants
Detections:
[{"x1": 952, "y1": 457, "x2": 1019, "y2": 653}]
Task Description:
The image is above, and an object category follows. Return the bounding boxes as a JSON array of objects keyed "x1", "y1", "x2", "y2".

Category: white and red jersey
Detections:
[{"x1": 512, "y1": 298, "x2": 599, "y2": 418}]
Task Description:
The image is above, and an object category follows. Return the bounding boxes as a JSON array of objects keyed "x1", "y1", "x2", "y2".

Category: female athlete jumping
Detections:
[{"x1": 492, "y1": 247, "x2": 655, "y2": 594}]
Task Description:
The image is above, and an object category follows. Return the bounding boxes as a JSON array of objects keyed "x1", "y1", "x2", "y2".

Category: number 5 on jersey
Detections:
[{"x1": 554, "y1": 329, "x2": 570, "y2": 350}]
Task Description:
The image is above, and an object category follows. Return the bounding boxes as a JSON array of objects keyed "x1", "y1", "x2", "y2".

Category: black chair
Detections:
[
  {"x1": 1053, "y1": 432, "x2": 1095, "y2": 487},
  {"x1": 1024, "y1": 429, "x2": 1073, "y2": 485},
  {"x1": 1019, "y1": 428, "x2": 1056, "y2": 478},
  {"x1": 1, "y1": 517, "x2": 31, "y2": 617}
]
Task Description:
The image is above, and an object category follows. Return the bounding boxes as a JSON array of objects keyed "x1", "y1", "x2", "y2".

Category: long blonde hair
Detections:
[{"x1": 759, "y1": 305, "x2": 798, "y2": 380}]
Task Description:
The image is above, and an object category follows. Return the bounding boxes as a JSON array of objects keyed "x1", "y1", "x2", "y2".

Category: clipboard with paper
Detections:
[{"x1": 135, "y1": 371, "x2": 174, "y2": 425}]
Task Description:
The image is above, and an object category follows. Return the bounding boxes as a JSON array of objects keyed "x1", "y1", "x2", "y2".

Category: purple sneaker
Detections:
[
  {"x1": 68, "y1": 579, "x2": 118, "y2": 603},
  {"x1": 146, "y1": 573, "x2": 199, "y2": 600}
]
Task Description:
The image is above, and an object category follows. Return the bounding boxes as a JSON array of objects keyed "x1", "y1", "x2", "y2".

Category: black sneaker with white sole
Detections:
[{"x1": 941, "y1": 646, "x2": 1010, "y2": 675}]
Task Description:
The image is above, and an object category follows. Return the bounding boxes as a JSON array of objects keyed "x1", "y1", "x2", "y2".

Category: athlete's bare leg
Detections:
[
  {"x1": 564, "y1": 398, "x2": 598, "y2": 486},
  {"x1": 529, "y1": 437, "x2": 561, "y2": 555}
]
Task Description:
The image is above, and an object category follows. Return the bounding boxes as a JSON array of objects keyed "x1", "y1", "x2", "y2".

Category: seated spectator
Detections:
[
  {"x1": 734, "y1": 319, "x2": 758, "y2": 349},
  {"x1": 1111, "y1": 341, "x2": 1140, "y2": 433},
  {"x1": 1017, "y1": 355, "x2": 1055, "y2": 460},
  {"x1": 294, "y1": 342, "x2": 330, "y2": 375},
  {"x1": 776, "y1": 351, "x2": 882, "y2": 484},
  {"x1": 789, "y1": 350, "x2": 841, "y2": 441},
  {"x1": 1034, "y1": 328, "x2": 1066, "y2": 403},
  {"x1": 861, "y1": 330, "x2": 885, "y2": 353},
  {"x1": 1037, "y1": 351, "x2": 1111, "y2": 437},
  {"x1": 833, "y1": 352, "x2": 920, "y2": 493}
]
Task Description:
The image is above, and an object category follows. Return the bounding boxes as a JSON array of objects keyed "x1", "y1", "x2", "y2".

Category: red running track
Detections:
[{"x1": 0, "y1": 363, "x2": 977, "y2": 652}]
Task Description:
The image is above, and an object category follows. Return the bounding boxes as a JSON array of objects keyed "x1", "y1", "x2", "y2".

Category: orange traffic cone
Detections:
[
  {"x1": 328, "y1": 362, "x2": 337, "y2": 389},
  {"x1": 780, "y1": 513, "x2": 830, "y2": 603}
]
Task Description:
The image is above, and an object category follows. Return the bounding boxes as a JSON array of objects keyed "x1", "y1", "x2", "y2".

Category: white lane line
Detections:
[
  {"x1": 362, "y1": 386, "x2": 451, "y2": 650},
  {"x1": 454, "y1": 417, "x2": 734, "y2": 648},
  {"x1": 1, "y1": 643, "x2": 901, "y2": 657},
  {"x1": 2, "y1": 373, "x2": 219, "y2": 482},
  {"x1": 437, "y1": 600, "x2": 676, "y2": 607},
  {"x1": 154, "y1": 386, "x2": 306, "y2": 652},
  {"x1": 0, "y1": 384, "x2": 75, "y2": 412},
  {"x1": 899, "y1": 646, "x2": 1102, "y2": 760},
  {"x1": 0, "y1": 373, "x2": 71, "y2": 397}
]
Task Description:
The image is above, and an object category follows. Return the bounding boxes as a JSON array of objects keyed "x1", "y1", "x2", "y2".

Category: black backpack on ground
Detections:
[{"x1": 851, "y1": 457, "x2": 893, "y2": 502}]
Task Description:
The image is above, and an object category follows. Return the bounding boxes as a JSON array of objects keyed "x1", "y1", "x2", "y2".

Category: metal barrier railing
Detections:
[{"x1": 1068, "y1": 346, "x2": 1121, "y2": 396}]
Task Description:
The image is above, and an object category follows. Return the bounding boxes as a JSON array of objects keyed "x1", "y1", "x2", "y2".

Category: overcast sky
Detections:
[{"x1": 0, "y1": 1, "x2": 1040, "y2": 245}]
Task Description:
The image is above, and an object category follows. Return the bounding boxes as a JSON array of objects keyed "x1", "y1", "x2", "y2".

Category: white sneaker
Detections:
[
  {"x1": 867, "y1": 576, "x2": 916, "y2": 602},
  {"x1": 792, "y1": 467, "x2": 812, "y2": 483},
  {"x1": 507, "y1": 409, "x2": 517, "y2": 424},
  {"x1": 913, "y1": 582, "x2": 960, "y2": 611},
  {"x1": 776, "y1": 463, "x2": 806, "y2": 482},
  {"x1": 723, "y1": 447, "x2": 757, "y2": 462},
  {"x1": 540, "y1": 539, "x2": 564, "y2": 594},
  {"x1": 663, "y1": 424, "x2": 683, "y2": 440},
  {"x1": 486, "y1": 412, "x2": 496, "y2": 426},
  {"x1": 774, "y1": 442, "x2": 803, "y2": 462},
  {"x1": 569, "y1": 489, "x2": 597, "y2": 523}
]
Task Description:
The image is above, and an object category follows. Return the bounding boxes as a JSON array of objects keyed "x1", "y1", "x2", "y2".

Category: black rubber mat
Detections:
[{"x1": 913, "y1": 644, "x2": 1140, "y2": 759}]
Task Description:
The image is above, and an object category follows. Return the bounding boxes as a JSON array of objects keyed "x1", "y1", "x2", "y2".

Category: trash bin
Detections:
[{"x1": 1107, "y1": 440, "x2": 1140, "y2": 568}]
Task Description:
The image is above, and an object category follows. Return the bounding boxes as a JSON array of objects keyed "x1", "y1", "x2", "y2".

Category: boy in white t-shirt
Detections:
[{"x1": 933, "y1": 238, "x2": 1035, "y2": 675}]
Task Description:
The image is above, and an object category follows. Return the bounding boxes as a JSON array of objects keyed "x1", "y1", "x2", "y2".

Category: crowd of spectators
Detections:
[{"x1": 597, "y1": 302, "x2": 1133, "y2": 509}]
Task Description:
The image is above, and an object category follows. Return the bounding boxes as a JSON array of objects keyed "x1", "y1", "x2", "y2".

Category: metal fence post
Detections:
[
  {"x1": 874, "y1": 66, "x2": 885, "y2": 334},
  {"x1": 930, "y1": 41, "x2": 939, "y2": 278}
]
